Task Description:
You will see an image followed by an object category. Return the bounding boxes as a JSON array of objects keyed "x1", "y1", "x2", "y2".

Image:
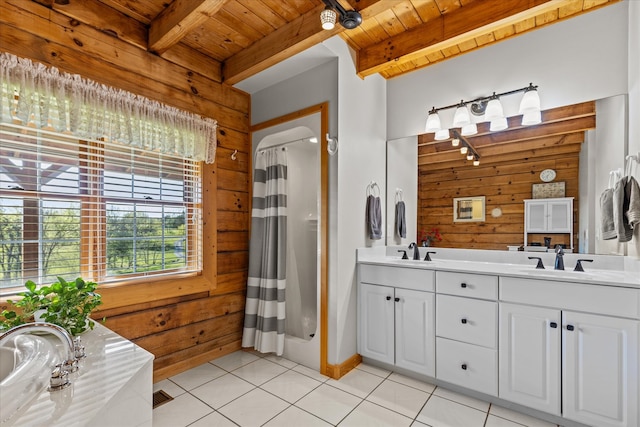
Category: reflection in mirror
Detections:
[
  {"x1": 453, "y1": 196, "x2": 485, "y2": 222},
  {"x1": 387, "y1": 96, "x2": 631, "y2": 255}
]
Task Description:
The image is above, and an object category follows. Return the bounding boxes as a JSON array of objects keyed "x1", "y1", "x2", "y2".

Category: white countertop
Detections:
[
  {"x1": 1, "y1": 323, "x2": 154, "y2": 427},
  {"x1": 357, "y1": 247, "x2": 640, "y2": 288}
]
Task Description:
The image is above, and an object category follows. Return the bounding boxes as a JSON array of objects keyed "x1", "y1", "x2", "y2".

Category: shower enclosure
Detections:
[{"x1": 250, "y1": 115, "x2": 321, "y2": 369}]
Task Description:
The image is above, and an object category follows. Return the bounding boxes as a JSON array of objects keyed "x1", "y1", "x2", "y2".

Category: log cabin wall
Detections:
[
  {"x1": 0, "y1": 1, "x2": 250, "y2": 381},
  {"x1": 418, "y1": 102, "x2": 595, "y2": 251}
]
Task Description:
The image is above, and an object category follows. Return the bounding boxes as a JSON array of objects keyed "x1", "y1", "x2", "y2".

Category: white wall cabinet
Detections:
[
  {"x1": 358, "y1": 266, "x2": 435, "y2": 376},
  {"x1": 524, "y1": 197, "x2": 573, "y2": 250}
]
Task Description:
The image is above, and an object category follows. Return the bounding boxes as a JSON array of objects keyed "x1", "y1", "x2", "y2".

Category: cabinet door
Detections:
[
  {"x1": 547, "y1": 200, "x2": 571, "y2": 232},
  {"x1": 499, "y1": 303, "x2": 561, "y2": 416},
  {"x1": 526, "y1": 201, "x2": 547, "y2": 232},
  {"x1": 563, "y1": 311, "x2": 639, "y2": 427},
  {"x1": 358, "y1": 283, "x2": 395, "y2": 364},
  {"x1": 395, "y1": 288, "x2": 435, "y2": 376}
]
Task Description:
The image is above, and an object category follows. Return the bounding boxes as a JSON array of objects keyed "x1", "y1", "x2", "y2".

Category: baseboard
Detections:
[
  {"x1": 325, "y1": 353, "x2": 362, "y2": 379},
  {"x1": 153, "y1": 340, "x2": 241, "y2": 382}
]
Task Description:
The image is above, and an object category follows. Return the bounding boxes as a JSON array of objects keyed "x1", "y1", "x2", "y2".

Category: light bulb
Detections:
[
  {"x1": 490, "y1": 116, "x2": 508, "y2": 131},
  {"x1": 452, "y1": 103, "x2": 470, "y2": 127},
  {"x1": 461, "y1": 123, "x2": 477, "y2": 136},
  {"x1": 425, "y1": 109, "x2": 441, "y2": 133},
  {"x1": 434, "y1": 128, "x2": 450, "y2": 140}
]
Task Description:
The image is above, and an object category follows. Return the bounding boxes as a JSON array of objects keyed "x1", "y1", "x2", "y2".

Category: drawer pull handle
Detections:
[
  {"x1": 550, "y1": 322, "x2": 558, "y2": 328},
  {"x1": 461, "y1": 318, "x2": 467, "y2": 324},
  {"x1": 460, "y1": 283, "x2": 467, "y2": 288},
  {"x1": 394, "y1": 297, "x2": 400, "y2": 302},
  {"x1": 386, "y1": 296, "x2": 391, "y2": 301},
  {"x1": 461, "y1": 364, "x2": 467, "y2": 370},
  {"x1": 566, "y1": 324, "x2": 575, "y2": 331}
]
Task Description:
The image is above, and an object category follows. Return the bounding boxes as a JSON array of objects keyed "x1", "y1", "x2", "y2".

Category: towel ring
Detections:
[
  {"x1": 367, "y1": 181, "x2": 380, "y2": 197},
  {"x1": 395, "y1": 188, "x2": 403, "y2": 203}
]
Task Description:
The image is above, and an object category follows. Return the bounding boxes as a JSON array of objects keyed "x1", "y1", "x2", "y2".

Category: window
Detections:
[{"x1": 0, "y1": 124, "x2": 202, "y2": 291}]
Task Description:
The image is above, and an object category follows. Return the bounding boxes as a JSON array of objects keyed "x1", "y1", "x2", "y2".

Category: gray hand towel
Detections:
[
  {"x1": 600, "y1": 188, "x2": 616, "y2": 240},
  {"x1": 395, "y1": 201, "x2": 406, "y2": 238},
  {"x1": 625, "y1": 176, "x2": 640, "y2": 230},
  {"x1": 614, "y1": 177, "x2": 634, "y2": 242},
  {"x1": 366, "y1": 194, "x2": 382, "y2": 240}
]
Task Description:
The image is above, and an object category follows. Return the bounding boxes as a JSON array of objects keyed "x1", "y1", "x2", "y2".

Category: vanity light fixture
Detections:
[
  {"x1": 424, "y1": 83, "x2": 541, "y2": 134},
  {"x1": 320, "y1": 0, "x2": 362, "y2": 30},
  {"x1": 434, "y1": 128, "x2": 450, "y2": 141}
]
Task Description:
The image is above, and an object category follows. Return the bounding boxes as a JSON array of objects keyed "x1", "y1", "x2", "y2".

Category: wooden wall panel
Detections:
[
  {"x1": 0, "y1": 1, "x2": 250, "y2": 381},
  {"x1": 417, "y1": 103, "x2": 594, "y2": 252}
]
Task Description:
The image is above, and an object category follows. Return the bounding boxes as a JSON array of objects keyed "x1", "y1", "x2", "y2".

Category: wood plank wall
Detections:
[
  {"x1": 0, "y1": 0, "x2": 251, "y2": 381},
  {"x1": 417, "y1": 102, "x2": 595, "y2": 251}
]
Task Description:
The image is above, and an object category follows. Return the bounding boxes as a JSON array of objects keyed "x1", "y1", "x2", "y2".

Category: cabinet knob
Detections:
[
  {"x1": 461, "y1": 318, "x2": 467, "y2": 324},
  {"x1": 460, "y1": 283, "x2": 467, "y2": 288},
  {"x1": 461, "y1": 364, "x2": 467, "y2": 370},
  {"x1": 394, "y1": 297, "x2": 400, "y2": 302},
  {"x1": 566, "y1": 324, "x2": 575, "y2": 331},
  {"x1": 550, "y1": 322, "x2": 558, "y2": 328},
  {"x1": 386, "y1": 296, "x2": 391, "y2": 301}
]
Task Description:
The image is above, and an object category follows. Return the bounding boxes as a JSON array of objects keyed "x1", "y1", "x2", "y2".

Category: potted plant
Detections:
[
  {"x1": 0, "y1": 277, "x2": 102, "y2": 336},
  {"x1": 420, "y1": 227, "x2": 443, "y2": 247}
]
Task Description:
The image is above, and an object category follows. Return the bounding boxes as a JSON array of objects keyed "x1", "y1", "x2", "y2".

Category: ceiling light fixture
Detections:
[
  {"x1": 321, "y1": 0, "x2": 362, "y2": 30},
  {"x1": 424, "y1": 83, "x2": 541, "y2": 134},
  {"x1": 452, "y1": 130, "x2": 481, "y2": 167}
]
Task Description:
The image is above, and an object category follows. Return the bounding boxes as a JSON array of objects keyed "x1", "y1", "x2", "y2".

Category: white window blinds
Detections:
[{"x1": 0, "y1": 123, "x2": 202, "y2": 291}]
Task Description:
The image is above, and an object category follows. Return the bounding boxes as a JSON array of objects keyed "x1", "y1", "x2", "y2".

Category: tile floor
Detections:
[{"x1": 152, "y1": 350, "x2": 559, "y2": 427}]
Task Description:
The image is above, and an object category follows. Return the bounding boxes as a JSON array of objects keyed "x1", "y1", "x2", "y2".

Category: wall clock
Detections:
[{"x1": 540, "y1": 168, "x2": 556, "y2": 182}]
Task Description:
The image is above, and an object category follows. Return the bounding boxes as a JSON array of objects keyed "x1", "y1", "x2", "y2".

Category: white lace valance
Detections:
[{"x1": 0, "y1": 52, "x2": 217, "y2": 163}]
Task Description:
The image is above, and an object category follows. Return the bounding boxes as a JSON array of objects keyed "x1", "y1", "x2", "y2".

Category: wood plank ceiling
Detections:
[{"x1": 41, "y1": 0, "x2": 619, "y2": 87}]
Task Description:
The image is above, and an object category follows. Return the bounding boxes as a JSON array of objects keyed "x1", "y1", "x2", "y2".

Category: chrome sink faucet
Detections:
[
  {"x1": 554, "y1": 245, "x2": 565, "y2": 270},
  {"x1": 0, "y1": 322, "x2": 79, "y2": 390}
]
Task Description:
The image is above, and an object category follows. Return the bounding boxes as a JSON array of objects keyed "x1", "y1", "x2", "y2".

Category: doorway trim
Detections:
[{"x1": 250, "y1": 102, "x2": 330, "y2": 376}]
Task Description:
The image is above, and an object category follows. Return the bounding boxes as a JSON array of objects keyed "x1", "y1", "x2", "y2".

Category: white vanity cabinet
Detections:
[
  {"x1": 358, "y1": 265, "x2": 435, "y2": 376},
  {"x1": 500, "y1": 277, "x2": 640, "y2": 427},
  {"x1": 435, "y1": 271, "x2": 499, "y2": 396},
  {"x1": 524, "y1": 197, "x2": 573, "y2": 250}
]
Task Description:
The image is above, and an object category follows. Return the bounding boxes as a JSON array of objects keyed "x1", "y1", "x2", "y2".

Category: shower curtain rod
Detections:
[{"x1": 258, "y1": 137, "x2": 315, "y2": 151}]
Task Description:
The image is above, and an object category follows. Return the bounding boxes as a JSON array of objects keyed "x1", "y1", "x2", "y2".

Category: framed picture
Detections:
[{"x1": 453, "y1": 196, "x2": 486, "y2": 222}]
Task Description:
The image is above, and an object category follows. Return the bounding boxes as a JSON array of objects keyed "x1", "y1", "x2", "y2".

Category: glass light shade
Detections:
[
  {"x1": 522, "y1": 110, "x2": 542, "y2": 126},
  {"x1": 460, "y1": 146, "x2": 468, "y2": 154},
  {"x1": 452, "y1": 104, "x2": 471, "y2": 127},
  {"x1": 490, "y1": 116, "x2": 508, "y2": 131},
  {"x1": 484, "y1": 98, "x2": 504, "y2": 122},
  {"x1": 425, "y1": 111, "x2": 441, "y2": 133},
  {"x1": 473, "y1": 158, "x2": 480, "y2": 166},
  {"x1": 461, "y1": 123, "x2": 478, "y2": 136},
  {"x1": 519, "y1": 88, "x2": 541, "y2": 114},
  {"x1": 320, "y1": 8, "x2": 337, "y2": 30},
  {"x1": 434, "y1": 128, "x2": 450, "y2": 140},
  {"x1": 466, "y1": 152, "x2": 474, "y2": 161},
  {"x1": 451, "y1": 138, "x2": 460, "y2": 147}
]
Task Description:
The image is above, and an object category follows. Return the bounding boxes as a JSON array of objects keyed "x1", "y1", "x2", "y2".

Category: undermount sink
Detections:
[
  {"x1": 516, "y1": 267, "x2": 623, "y2": 281},
  {"x1": 0, "y1": 334, "x2": 58, "y2": 423}
]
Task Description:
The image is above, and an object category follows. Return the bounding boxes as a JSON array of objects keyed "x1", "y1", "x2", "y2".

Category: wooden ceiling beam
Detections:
[
  {"x1": 222, "y1": 0, "x2": 393, "y2": 86},
  {"x1": 149, "y1": 0, "x2": 228, "y2": 54},
  {"x1": 357, "y1": 0, "x2": 559, "y2": 78}
]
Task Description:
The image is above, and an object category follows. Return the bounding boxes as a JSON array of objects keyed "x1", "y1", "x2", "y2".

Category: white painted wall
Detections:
[
  {"x1": 250, "y1": 37, "x2": 387, "y2": 366},
  {"x1": 323, "y1": 37, "x2": 387, "y2": 365},
  {"x1": 387, "y1": 1, "x2": 629, "y2": 140}
]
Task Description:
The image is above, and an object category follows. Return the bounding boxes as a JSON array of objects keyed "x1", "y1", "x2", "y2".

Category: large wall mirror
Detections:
[{"x1": 387, "y1": 95, "x2": 629, "y2": 255}]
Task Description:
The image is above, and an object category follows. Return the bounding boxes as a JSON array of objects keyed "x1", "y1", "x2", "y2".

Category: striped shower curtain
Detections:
[{"x1": 242, "y1": 147, "x2": 288, "y2": 355}]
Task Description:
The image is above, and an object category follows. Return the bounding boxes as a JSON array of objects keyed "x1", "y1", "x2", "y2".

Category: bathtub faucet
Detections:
[{"x1": 0, "y1": 322, "x2": 79, "y2": 390}]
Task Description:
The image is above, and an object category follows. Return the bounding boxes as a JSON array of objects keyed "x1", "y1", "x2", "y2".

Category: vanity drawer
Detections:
[
  {"x1": 436, "y1": 271, "x2": 498, "y2": 300},
  {"x1": 360, "y1": 264, "x2": 435, "y2": 292},
  {"x1": 436, "y1": 295, "x2": 497, "y2": 348},
  {"x1": 436, "y1": 337, "x2": 498, "y2": 396}
]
